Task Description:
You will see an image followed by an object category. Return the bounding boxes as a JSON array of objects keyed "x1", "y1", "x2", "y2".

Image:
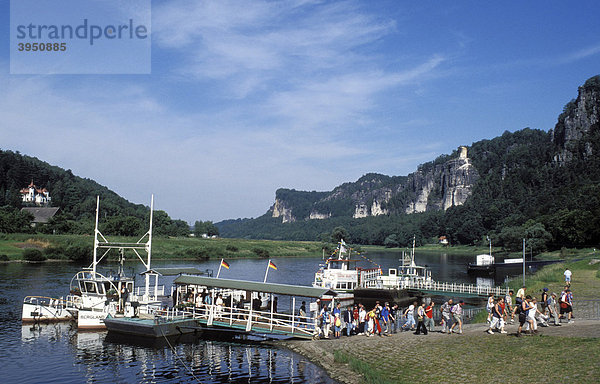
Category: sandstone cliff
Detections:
[
  {"x1": 552, "y1": 75, "x2": 600, "y2": 164},
  {"x1": 269, "y1": 147, "x2": 479, "y2": 222}
]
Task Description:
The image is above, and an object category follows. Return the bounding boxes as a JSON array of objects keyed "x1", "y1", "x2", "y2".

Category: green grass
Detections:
[
  {"x1": 505, "y1": 254, "x2": 600, "y2": 300},
  {"x1": 334, "y1": 335, "x2": 600, "y2": 384},
  {"x1": 0, "y1": 233, "x2": 325, "y2": 261},
  {"x1": 333, "y1": 350, "x2": 393, "y2": 384}
]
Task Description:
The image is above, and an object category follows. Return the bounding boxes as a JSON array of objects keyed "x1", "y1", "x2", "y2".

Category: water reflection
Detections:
[{"x1": 18, "y1": 322, "x2": 335, "y2": 384}]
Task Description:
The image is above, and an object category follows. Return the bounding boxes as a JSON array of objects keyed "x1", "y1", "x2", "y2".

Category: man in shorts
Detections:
[
  {"x1": 449, "y1": 300, "x2": 464, "y2": 334},
  {"x1": 440, "y1": 299, "x2": 453, "y2": 333}
]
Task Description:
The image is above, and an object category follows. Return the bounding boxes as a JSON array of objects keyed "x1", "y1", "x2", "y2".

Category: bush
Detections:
[
  {"x1": 252, "y1": 248, "x2": 270, "y2": 258},
  {"x1": 23, "y1": 248, "x2": 47, "y2": 262},
  {"x1": 66, "y1": 244, "x2": 93, "y2": 262},
  {"x1": 44, "y1": 244, "x2": 68, "y2": 260},
  {"x1": 0, "y1": 254, "x2": 9, "y2": 261},
  {"x1": 186, "y1": 247, "x2": 224, "y2": 260},
  {"x1": 225, "y1": 245, "x2": 239, "y2": 252}
]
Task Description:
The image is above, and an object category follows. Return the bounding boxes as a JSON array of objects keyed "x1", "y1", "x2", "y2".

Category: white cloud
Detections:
[{"x1": 0, "y1": 2, "x2": 450, "y2": 222}]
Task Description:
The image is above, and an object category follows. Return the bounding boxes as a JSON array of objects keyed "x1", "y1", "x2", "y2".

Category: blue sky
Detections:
[{"x1": 1, "y1": 0, "x2": 599, "y2": 223}]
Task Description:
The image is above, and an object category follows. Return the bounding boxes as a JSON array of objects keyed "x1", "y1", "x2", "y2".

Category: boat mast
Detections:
[
  {"x1": 92, "y1": 196, "x2": 100, "y2": 274},
  {"x1": 411, "y1": 235, "x2": 416, "y2": 267}
]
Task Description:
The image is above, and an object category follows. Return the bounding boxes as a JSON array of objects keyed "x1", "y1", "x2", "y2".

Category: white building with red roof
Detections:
[{"x1": 20, "y1": 180, "x2": 52, "y2": 206}]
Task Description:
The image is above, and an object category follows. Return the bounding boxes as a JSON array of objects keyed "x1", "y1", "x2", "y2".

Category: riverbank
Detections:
[
  {"x1": 0, "y1": 233, "x2": 324, "y2": 261},
  {"x1": 282, "y1": 320, "x2": 600, "y2": 384},
  {"x1": 282, "y1": 255, "x2": 600, "y2": 383}
]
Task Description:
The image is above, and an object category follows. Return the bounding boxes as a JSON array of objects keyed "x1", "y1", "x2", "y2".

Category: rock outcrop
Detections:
[
  {"x1": 270, "y1": 147, "x2": 479, "y2": 222},
  {"x1": 552, "y1": 76, "x2": 600, "y2": 164},
  {"x1": 270, "y1": 198, "x2": 296, "y2": 223}
]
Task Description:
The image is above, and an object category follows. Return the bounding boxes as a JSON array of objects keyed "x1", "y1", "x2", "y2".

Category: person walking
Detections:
[
  {"x1": 358, "y1": 303, "x2": 366, "y2": 335},
  {"x1": 402, "y1": 301, "x2": 417, "y2": 331},
  {"x1": 381, "y1": 302, "x2": 391, "y2": 336},
  {"x1": 505, "y1": 290, "x2": 514, "y2": 323},
  {"x1": 517, "y1": 295, "x2": 535, "y2": 336},
  {"x1": 486, "y1": 293, "x2": 494, "y2": 323},
  {"x1": 449, "y1": 301, "x2": 464, "y2": 334},
  {"x1": 564, "y1": 268, "x2": 572, "y2": 286},
  {"x1": 390, "y1": 304, "x2": 399, "y2": 334},
  {"x1": 440, "y1": 299, "x2": 453, "y2": 333},
  {"x1": 487, "y1": 297, "x2": 507, "y2": 334},
  {"x1": 319, "y1": 304, "x2": 332, "y2": 338},
  {"x1": 343, "y1": 305, "x2": 354, "y2": 336},
  {"x1": 425, "y1": 301, "x2": 435, "y2": 332},
  {"x1": 540, "y1": 288, "x2": 549, "y2": 315},
  {"x1": 547, "y1": 292, "x2": 561, "y2": 326},
  {"x1": 414, "y1": 302, "x2": 428, "y2": 335}
]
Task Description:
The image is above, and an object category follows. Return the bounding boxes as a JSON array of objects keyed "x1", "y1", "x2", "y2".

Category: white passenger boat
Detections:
[
  {"x1": 22, "y1": 195, "x2": 164, "y2": 329},
  {"x1": 353, "y1": 236, "x2": 433, "y2": 306},
  {"x1": 312, "y1": 240, "x2": 382, "y2": 306}
]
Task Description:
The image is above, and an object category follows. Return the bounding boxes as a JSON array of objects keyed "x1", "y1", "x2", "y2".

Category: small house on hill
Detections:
[
  {"x1": 20, "y1": 180, "x2": 52, "y2": 206},
  {"x1": 21, "y1": 207, "x2": 59, "y2": 226}
]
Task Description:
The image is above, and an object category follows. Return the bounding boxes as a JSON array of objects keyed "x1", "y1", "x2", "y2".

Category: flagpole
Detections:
[
  {"x1": 216, "y1": 258, "x2": 223, "y2": 278},
  {"x1": 264, "y1": 259, "x2": 271, "y2": 283}
]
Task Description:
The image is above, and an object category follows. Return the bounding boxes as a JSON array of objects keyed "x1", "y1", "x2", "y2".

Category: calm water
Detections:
[{"x1": 0, "y1": 251, "x2": 485, "y2": 383}]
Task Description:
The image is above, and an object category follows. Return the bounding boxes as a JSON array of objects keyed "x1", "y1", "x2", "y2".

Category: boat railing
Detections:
[
  {"x1": 398, "y1": 280, "x2": 509, "y2": 296},
  {"x1": 172, "y1": 304, "x2": 316, "y2": 337},
  {"x1": 134, "y1": 286, "x2": 165, "y2": 297},
  {"x1": 23, "y1": 295, "x2": 81, "y2": 310}
]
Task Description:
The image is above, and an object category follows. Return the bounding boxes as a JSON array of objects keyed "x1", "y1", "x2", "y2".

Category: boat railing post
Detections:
[
  {"x1": 270, "y1": 295, "x2": 274, "y2": 331},
  {"x1": 230, "y1": 295, "x2": 234, "y2": 326},
  {"x1": 247, "y1": 304, "x2": 253, "y2": 332},
  {"x1": 291, "y1": 297, "x2": 296, "y2": 334}
]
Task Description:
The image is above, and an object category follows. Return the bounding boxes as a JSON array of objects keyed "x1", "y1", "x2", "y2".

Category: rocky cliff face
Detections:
[
  {"x1": 552, "y1": 76, "x2": 600, "y2": 163},
  {"x1": 405, "y1": 146, "x2": 478, "y2": 213},
  {"x1": 270, "y1": 198, "x2": 296, "y2": 223},
  {"x1": 270, "y1": 147, "x2": 479, "y2": 222}
]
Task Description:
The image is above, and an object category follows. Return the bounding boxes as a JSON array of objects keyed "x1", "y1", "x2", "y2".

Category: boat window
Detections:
[{"x1": 85, "y1": 282, "x2": 97, "y2": 293}]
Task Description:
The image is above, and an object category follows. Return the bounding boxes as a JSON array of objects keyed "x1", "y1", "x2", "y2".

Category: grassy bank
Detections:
[
  {"x1": 0, "y1": 233, "x2": 325, "y2": 261},
  {"x1": 332, "y1": 334, "x2": 600, "y2": 384},
  {"x1": 505, "y1": 253, "x2": 600, "y2": 300}
]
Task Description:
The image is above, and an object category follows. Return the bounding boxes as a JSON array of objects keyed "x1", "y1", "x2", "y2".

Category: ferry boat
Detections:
[
  {"x1": 353, "y1": 236, "x2": 434, "y2": 306},
  {"x1": 22, "y1": 196, "x2": 164, "y2": 329},
  {"x1": 312, "y1": 240, "x2": 382, "y2": 305}
]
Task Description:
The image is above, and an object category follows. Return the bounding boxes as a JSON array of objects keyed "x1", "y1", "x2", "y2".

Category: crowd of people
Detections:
[
  {"x1": 314, "y1": 269, "x2": 576, "y2": 339},
  {"x1": 314, "y1": 298, "x2": 468, "y2": 338}
]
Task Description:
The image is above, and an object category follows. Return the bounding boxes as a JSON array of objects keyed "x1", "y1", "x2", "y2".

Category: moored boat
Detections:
[{"x1": 103, "y1": 312, "x2": 199, "y2": 338}]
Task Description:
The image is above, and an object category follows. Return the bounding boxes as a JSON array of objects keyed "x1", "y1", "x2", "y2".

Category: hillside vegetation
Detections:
[{"x1": 218, "y1": 75, "x2": 600, "y2": 252}]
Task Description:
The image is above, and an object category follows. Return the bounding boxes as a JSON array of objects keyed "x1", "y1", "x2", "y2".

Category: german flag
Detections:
[
  {"x1": 268, "y1": 261, "x2": 277, "y2": 270},
  {"x1": 221, "y1": 259, "x2": 230, "y2": 269}
]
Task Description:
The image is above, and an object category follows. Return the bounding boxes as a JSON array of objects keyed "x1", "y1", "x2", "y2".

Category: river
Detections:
[{"x1": 0, "y1": 251, "x2": 489, "y2": 383}]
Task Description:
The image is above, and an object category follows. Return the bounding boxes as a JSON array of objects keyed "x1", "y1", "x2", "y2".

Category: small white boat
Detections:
[
  {"x1": 21, "y1": 295, "x2": 81, "y2": 323},
  {"x1": 21, "y1": 195, "x2": 164, "y2": 329}
]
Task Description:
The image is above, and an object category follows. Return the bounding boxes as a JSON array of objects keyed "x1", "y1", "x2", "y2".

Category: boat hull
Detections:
[
  {"x1": 22, "y1": 302, "x2": 74, "y2": 323},
  {"x1": 353, "y1": 288, "x2": 419, "y2": 307},
  {"x1": 77, "y1": 309, "x2": 110, "y2": 330},
  {"x1": 104, "y1": 317, "x2": 199, "y2": 338}
]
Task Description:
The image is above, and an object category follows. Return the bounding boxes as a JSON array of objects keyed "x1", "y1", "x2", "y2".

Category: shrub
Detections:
[
  {"x1": 225, "y1": 245, "x2": 239, "y2": 252},
  {"x1": 44, "y1": 244, "x2": 68, "y2": 260},
  {"x1": 252, "y1": 248, "x2": 270, "y2": 258},
  {"x1": 66, "y1": 244, "x2": 93, "y2": 263},
  {"x1": 186, "y1": 247, "x2": 224, "y2": 260},
  {"x1": 23, "y1": 248, "x2": 47, "y2": 262},
  {"x1": 0, "y1": 254, "x2": 9, "y2": 262}
]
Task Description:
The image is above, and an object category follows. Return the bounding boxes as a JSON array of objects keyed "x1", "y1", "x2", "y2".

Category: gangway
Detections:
[{"x1": 172, "y1": 275, "x2": 337, "y2": 339}]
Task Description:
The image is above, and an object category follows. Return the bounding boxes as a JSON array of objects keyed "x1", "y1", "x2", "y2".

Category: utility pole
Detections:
[{"x1": 522, "y1": 238, "x2": 526, "y2": 287}]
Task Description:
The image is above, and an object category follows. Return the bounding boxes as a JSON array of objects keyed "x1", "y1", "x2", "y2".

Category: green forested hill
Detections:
[
  {"x1": 218, "y1": 75, "x2": 600, "y2": 251},
  {"x1": 0, "y1": 150, "x2": 190, "y2": 236}
]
